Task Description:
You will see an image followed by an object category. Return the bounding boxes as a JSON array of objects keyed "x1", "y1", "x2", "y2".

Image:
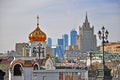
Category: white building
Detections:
[{"x1": 9, "y1": 57, "x2": 55, "y2": 80}]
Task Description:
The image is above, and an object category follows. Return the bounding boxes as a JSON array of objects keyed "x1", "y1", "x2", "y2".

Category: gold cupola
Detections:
[{"x1": 29, "y1": 16, "x2": 47, "y2": 42}]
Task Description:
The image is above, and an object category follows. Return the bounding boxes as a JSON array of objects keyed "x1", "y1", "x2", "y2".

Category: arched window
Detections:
[
  {"x1": 33, "y1": 64, "x2": 38, "y2": 70},
  {"x1": 13, "y1": 64, "x2": 22, "y2": 76},
  {"x1": 32, "y1": 47, "x2": 37, "y2": 56}
]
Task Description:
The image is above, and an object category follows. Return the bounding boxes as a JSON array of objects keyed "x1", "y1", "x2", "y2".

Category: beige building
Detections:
[
  {"x1": 76, "y1": 13, "x2": 97, "y2": 52},
  {"x1": 99, "y1": 41, "x2": 120, "y2": 53},
  {"x1": 15, "y1": 43, "x2": 29, "y2": 56}
]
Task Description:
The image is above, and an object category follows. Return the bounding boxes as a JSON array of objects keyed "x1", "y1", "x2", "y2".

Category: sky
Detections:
[{"x1": 0, "y1": 0, "x2": 120, "y2": 53}]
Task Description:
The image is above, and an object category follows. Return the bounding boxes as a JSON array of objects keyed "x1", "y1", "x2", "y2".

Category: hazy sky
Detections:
[{"x1": 0, "y1": 0, "x2": 120, "y2": 53}]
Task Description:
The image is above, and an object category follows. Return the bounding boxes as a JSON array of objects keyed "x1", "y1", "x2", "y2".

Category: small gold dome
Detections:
[{"x1": 29, "y1": 16, "x2": 46, "y2": 42}]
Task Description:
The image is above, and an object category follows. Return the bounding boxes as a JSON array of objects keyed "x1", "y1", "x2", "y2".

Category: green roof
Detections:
[{"x1": 94, "y1": 52, "x2": 108, "y2": 54}]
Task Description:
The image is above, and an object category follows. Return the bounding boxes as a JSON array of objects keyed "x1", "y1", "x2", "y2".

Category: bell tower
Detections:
[{"x1": 29, "y1": 16, "x2": 47, "y2": 59}]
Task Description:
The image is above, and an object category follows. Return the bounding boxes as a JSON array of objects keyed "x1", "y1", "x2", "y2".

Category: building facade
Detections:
[
  {"x1": 56, "y1": 38, "x2": 64, "y2": 59},
  {"x1": 47, "y1": 37, "x2": 52, "y2": 48},
  {"x1": 63, "y1": 34, "x2": 68, "y2": 50},
  {"x1": 15, "y1": 43, "x2": 29, "y2": 56},
  {"x1": 70, "y1": 29, "x2": 77, "y2": 46},
  {"x1": 99, "y1": 41, "x2": 120, "y2": 53},
  {"x1": 76, "y1": 13, "x2": 97, "y2": 52}
]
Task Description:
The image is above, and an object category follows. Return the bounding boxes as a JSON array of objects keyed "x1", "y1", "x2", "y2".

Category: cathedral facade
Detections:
[
  {"x1": 9, "y1": 16, "x2": 55, "y2": 80},
  {"x1": 76, "y1": 13, "x2": 97, "y2": 52}
]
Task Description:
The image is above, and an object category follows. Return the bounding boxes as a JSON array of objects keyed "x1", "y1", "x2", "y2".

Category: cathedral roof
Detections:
[
  {"x1": 29, "y1": 16, "x2": 47, "y2": 42},
  {"x1": 9, "y1": 56, "x2": 51, "y2": 67},
  {"x1": 9, "y1": 59, "x2": 35, "y2": 68}
]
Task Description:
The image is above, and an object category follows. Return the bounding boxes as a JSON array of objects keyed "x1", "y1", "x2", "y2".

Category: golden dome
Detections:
[{"x1": 29, "y1": 16, "x2": 47, "y2": 42}]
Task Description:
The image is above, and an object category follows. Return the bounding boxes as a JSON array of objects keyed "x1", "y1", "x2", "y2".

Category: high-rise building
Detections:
[
  {"x1": 56, "y1": 38, "x2": 64, "y2": 59},
  {"x1": 58, "y1": 39, "x2": 63, "y2": 45},
  {"x1": 63, "y1": 34, "x2": 68, "y2": 50},
  {"x1": 47, "y1": 37, "x2": 52, "y2": 47},
  {"x1": 70, "y1": 29, "x2": 77, "y2": 46},
  {"x1": 76, "y1": 13, "x2": 97, "y2": 52},
  {"x1": 51, "y1": 45, "x2": 57, "y2": 57}
]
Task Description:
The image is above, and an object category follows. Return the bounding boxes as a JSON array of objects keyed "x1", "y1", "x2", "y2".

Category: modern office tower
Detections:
[
  {"x1": 70, "y1": 29, "x2": 77, "y2": 46},
  {"x1": 51, "y1": 45, "x2": 57, "y2": 57},
  {"x1": 76, "y1": 13, "x2": 97, "y2": 52},
  {"x1": 56, "y1": 38, "x2": 64, "y2": 59},
  {"x1": 58, "y1": 39, "x2": 63, "y2": 45},
  {"x1": 63, "y1": 34, "x2": 68, "y2": 50},
  {"x1": 47, "y1": 37, "x2": 52, "y2": 47},
  {"x1": 56, "y1": 46, "x2": 63, "y2": 59}
]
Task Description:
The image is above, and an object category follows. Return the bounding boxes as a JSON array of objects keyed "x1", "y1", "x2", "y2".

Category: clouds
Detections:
[{"x1": 0, "y1": 0, "x2": 120, "y2": 52}]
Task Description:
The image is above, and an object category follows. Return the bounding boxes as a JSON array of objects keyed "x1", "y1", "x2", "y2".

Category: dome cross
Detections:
[{"x1": 37, "y1": 16, "x2": 39, "y2": 27}]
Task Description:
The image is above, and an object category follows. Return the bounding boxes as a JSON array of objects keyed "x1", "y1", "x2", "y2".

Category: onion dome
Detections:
[{"x1": 29, "y1": 16, "x2": 46, "y2": 42}]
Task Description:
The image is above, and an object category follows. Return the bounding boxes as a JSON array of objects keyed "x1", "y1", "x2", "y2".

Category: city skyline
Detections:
[{"x1": 0, "y1": 0, "x2": 120, "y2": 53}]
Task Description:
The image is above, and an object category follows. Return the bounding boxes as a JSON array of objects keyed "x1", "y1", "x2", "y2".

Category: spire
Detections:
[
  {"x1": 85, "y1": 11, "x2": 88, "y2": 23},
  {"x1": 37, "y1": 15, "x2": 39, "y2": 27},
  {"x1": 82, "y1": 12, "x2": 90, "y2": 28}
]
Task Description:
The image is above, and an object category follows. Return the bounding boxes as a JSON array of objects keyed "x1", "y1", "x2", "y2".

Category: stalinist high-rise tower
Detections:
[{"x1": 76, "y1": 13, "x2": 97, "y2": 52}]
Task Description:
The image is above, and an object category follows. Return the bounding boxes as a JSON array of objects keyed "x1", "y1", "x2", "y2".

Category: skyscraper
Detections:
[
  {"x1": 58, "y1": 39, "x2": 63, "y2": 45},
  {"x1": 76, "y1": 13, "x2": 97, "y2": 52},
  {"x1": 70, "y1": 29, "x2": 77, "y2": 46},
  {"x1": 63, "y1": 34, "x2": 68, "y2": 50},
  {"x1": 56, "y1": 38, "x2": 64, "y2": 59},
  {"x1": 47, "y1": 37, "x2": 52, "y2": 47}
]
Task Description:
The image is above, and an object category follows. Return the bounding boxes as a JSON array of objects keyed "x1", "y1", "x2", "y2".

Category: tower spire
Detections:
[
  {"x1": 37, "y1": 15, "x2": 39, "y2": 27},
  {"x1": 85, "y1": 11, "x2": 88, "y2": 23},
  {"x1": 83, "y1": 12, "x2": 90, "y2": 28}
]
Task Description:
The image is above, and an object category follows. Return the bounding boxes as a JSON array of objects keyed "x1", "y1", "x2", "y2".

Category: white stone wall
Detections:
[
  {"x1": 12, "y1": 76, "x2": 24, "y2": 80},
  {"x1": 32, "y1": 72, "x2": 59, "y2": 80},
  {"x1": 30, "y1": 42, "x2": 47, "y2": 58},
  {"x1": 24, "y1": 67, "x2": 32, "y2": 80},
  {"x1": 32, "y1": 69, "x2": 87, "y2": 80}
]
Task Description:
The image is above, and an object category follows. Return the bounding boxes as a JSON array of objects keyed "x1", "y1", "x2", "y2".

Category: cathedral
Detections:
[
  {"x1": 76, "y1": 13, "x2": 97, "y2": 52},
  {"x1": 9, "y1": 16, "x2": 55, "y2": 80}
]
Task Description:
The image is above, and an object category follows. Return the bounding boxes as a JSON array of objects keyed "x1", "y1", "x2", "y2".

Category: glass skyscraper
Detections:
[
  {"x1": 56, "y1": 39, "x2": 64, "y2": 59},
  {"x1": 63, "y1": 34, "x2": 68, "y2": 50},
  {"x1": 58, "y1": 39, "x2": 63, "y2": 45},
  {"x1": 47, "y1": 37, "x2": 52, "y2": 47},
  {"x1": 70, "y1": 29, "x2": 77, "y2": 45}
]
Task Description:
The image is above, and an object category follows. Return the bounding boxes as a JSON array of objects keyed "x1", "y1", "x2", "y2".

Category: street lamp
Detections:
[
  {"x1": 98, "y1": 26, "x2": 109, "y2": 80},
  {"x1": 37, "y1": 43, "x2": 45, "y2": 69},
  {"x1": 89, "y1": 51, "x2": 95, "y2": 70}
]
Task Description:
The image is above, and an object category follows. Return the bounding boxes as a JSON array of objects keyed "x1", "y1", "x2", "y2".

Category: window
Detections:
[
  {"x1": 13, "y1": 64, "x2": 22, "y2": 76},
  {"x1": 33, "y1": 64, "x2": 38, "y2": 70}
]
